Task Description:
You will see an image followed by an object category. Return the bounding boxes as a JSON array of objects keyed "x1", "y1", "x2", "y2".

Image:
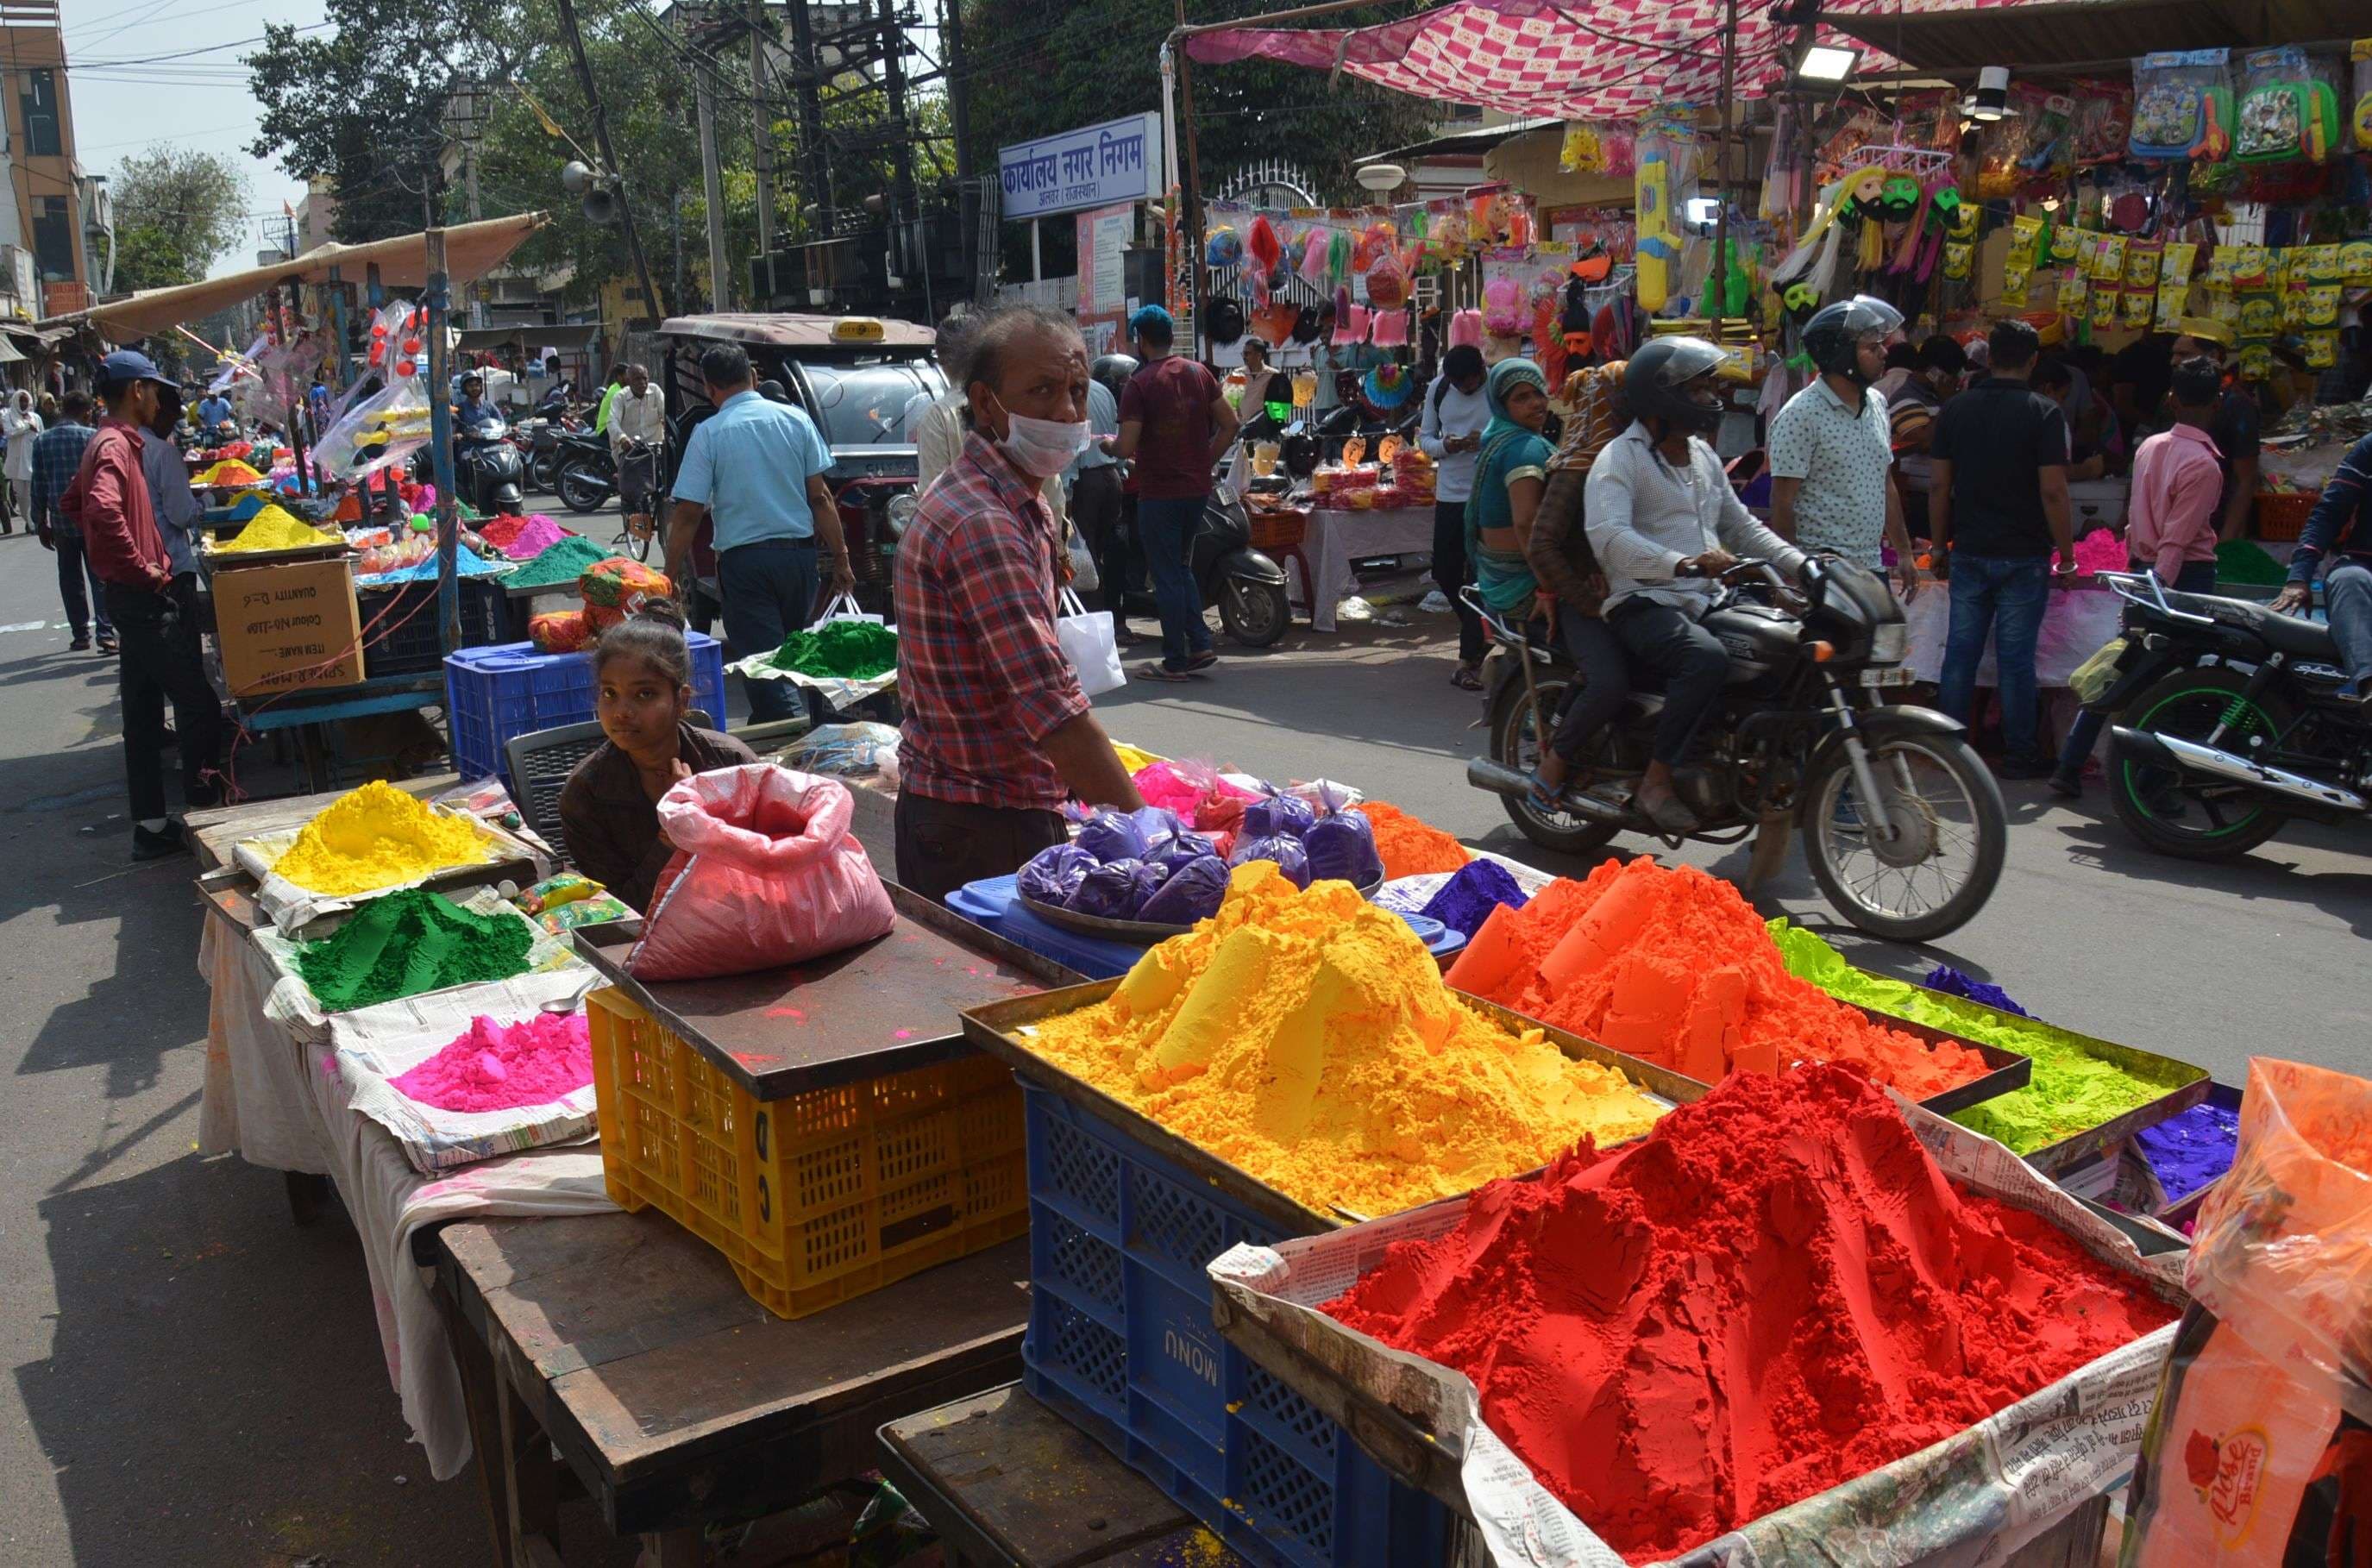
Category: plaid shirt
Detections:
[
  {"x1": 29, "y1": 418, "x2": 94, "y2": 534},
  {"x1": 894, "y1": 433, "x2": 1089, "y2": 810}
]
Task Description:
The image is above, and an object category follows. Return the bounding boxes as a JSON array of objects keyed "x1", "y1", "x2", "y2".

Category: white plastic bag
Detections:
[
  {"x1": 1056, "y1": 587, "x2": 1126, "y2": 698},
  {"x1": 806, "y1": 591, "x2": 886, "y2": 632}
]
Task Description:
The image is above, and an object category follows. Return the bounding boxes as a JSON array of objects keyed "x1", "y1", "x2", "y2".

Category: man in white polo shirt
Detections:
[{"x1": 1766, "y1": 296, "x2": 1917, "y2": 600}]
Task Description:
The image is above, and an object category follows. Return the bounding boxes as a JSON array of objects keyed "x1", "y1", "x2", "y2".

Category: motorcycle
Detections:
[
  {"x1": 2092, "y1": 569, "x2": 2369, "y2": 859},
  {"x1": 1465, "y1": 556, "x2": 2007, "y2": 941},
  {"x1": 552, "y1": 429, "x2": 617, "y2": 514},
  {"x1": 518, "y1": 414, "x2": 581, "y2": 493},
  {"x1": 1115, "y1": 484, "x2": 1292, "y2": 649},
  {"x1": 453, "y1": 411, "x2": 528, "y2": 517}
]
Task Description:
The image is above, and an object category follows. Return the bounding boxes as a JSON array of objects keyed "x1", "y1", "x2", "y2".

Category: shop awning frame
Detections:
[
  {"x1": 1817, "y1": 0, "x2": 2363, "y2": 73},
  {"x1": 38, "y1": 213, "x2": 551, "y2": 344},
  {"x1": 453, "y1": 321, "x2": 605, "y2": 353}
]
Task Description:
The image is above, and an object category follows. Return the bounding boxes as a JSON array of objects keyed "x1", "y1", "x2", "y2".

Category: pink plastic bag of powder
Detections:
[
  {"x1": 629, "y1": 764, "x2": 894, "y2": 982},
  {"x1": 1134, "y1": 758, "x2": 1262, "y2": 835}
]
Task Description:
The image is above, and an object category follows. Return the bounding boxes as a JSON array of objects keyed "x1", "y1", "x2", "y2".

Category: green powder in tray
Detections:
[
  {"x1": 297, "y1": 887, "x2": 535, "y2": 1012},
  {"x1": 764, "y1": 620, "x2": 897, "y2": 679}
]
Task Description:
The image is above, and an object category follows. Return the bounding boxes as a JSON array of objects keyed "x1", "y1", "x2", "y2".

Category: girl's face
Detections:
[
  {"x1": 1505, "y1": 383, "x2": 1549, "y2": 431},
  {"x1": 596, "y1": 654, "x2": 689, "y2": 759}
]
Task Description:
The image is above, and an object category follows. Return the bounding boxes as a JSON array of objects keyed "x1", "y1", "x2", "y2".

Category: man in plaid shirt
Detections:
[
  {"x1": 30, "y1": 391, "x2": 110, "y2": 653},
  {"x1": 893, "y1": 305, "x2": 1143, "y2": 900}
]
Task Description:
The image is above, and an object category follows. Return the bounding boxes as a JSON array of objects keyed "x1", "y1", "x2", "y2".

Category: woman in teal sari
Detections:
[{"x1": 1464, "y1": 357, "x2": 1554, "y2": 624}]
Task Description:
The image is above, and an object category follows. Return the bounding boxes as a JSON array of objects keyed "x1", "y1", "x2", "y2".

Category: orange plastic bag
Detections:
[
  {"x1": 2123, "y1": 1057, "x2": 2372, "y2": 1565},
  {"x1": 629, "y1": 765, "x2": 895, "y2": 982}
]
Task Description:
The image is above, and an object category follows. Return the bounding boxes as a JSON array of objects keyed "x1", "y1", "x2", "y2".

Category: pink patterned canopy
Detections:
[{"x1": 1183, "y1": 0, "x2": 2007, "y2": 121}]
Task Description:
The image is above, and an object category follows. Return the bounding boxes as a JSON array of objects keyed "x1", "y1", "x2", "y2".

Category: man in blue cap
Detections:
[
  {"x1": 60, "y1": 348, "x2": 223, "y2": 860},
  {"x1": 1107, "y1": 303, "x2": 1237, "y2": 682}
]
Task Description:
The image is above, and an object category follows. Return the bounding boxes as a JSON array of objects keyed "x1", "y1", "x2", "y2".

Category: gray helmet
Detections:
[
  {"x1": 1801, "y1": 294, "x2": 1905, "y2": 386},
  {"x1": 1090, "y1": 354, "x2": 1138, "y2": 403},
  {"x1": 1623, "y1": 337, "x2": 1727, "y2": 436}
]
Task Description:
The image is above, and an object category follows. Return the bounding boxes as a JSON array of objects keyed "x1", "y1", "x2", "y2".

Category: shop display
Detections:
[
  {"x1": 2131, "y1": 50, "x2": 2234, "y2": 160},
  {"x1": 2232, "y1": 45, "x2": 2342, "y2": 164},
  {"x1": 1020, "y1": 863, "x2": 1666, "y2": 1217},
  {"x1": 478, "y1": 513, "x2": 573, "y2": 561},
  {"x1": 388, "y1": 1012, "x2": 593, "y2": 1113},
  {"x1": 1449, "y1": 860, "x2": 1992, "y2": 1095},
  {"x1": 271, "y1": 780, "x2": 495, "y2": 897},
  {"x1": 1324, "y1": 1065, "x2": 2180, "y2": 1564},
  {"x1": 294, "y1": 887, "x2": 536, "y2": 1013},
  {"x1": 213, "y1": 504, "x2": 339, "y2": 555},
  {"x1": 1770, "y1": 921, "x2": 2193, "y2": 1151},
  {"x1": 2131, "y1": 1098, "x2": 2242, "y2": 1206}
]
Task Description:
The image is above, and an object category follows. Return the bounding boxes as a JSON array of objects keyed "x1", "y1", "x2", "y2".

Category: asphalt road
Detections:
[{"x1": 0, "y1": 534, "x2": 2360, "y2": 1564}]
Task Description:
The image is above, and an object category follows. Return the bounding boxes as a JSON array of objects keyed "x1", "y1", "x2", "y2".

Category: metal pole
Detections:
[
  {"x1": 787, "y1": 0, "x2": 831, "y2": 231},
  {"x1": 284, "y1": 276, "x2": 313, "y2": 495},
  {"x1": 941, "y1": 0, "x2": 971, "y2": 180},
  {"x1": 674, "y1": 188, "x2": 687, "y2": 319},
  {"x1": 695, "y1": 64, "x2": 731, "y2": 310},
  {"x1": 328, "y1": 266, "x2": 348, "y2": 392},
  {"x1": 1170, "y1": 23, "x2": 1208, "y2": 362},
  {"x1": 463, "y1": 139, "x2": 486, "y2": 328},
  {"x1": 424, "y1": 227, "x2": 462, "y2": 655},
  {"x1": 555, "y1": 0, "x2": 668, "y2": 321},
  {"x1": 750, "y1": 0, "x2": 777, "y2": 257},
  {"x1": 1711, "y1": 0, "x2": 1737, "y2": 328},
  {"x1": 877, "y1": 0, "x2": 916, "y2": 214}
]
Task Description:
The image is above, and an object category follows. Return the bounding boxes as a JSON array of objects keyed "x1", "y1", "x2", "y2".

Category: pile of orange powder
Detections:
[
  {"x1": 1358, "y1": 800, "x2": 1468, "y2": 878},
  {"x1": 1446, "y1": 856, "x2": 1992, "y2": 1098}
]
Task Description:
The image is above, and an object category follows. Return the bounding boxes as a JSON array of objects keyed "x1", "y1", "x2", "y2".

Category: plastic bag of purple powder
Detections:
[
  {"x1": 1144, "y1": 830, "x2": 1219, "y2": 875},
  {"x1": 1074, "y1": 810, "x2": 1148, "y2": 865},
  {"x1": 1068, "y1": 857, "x2": 1169, "y2": 919},
  {"x1": 1137, "y1": 855, "x2": 1230, "y2": 925},
  {"x1": 1227, "y1": 833, "x2": 1310, "y2": 888},
  {"x1": 1302, "y1": 811, "x2": 1383, "y2": 888},
  {"x1": 1240, "y1": 791, "x2": 1316, "y2": 841},
  {"x1": 1127, "y1": 805, "x2": 1186, "y2": 844},
  {"x1": 1017, "y1": 844, "x2": 1096, "y2": 906},
  {"x1": 1921, "y1": 964, "x2": 2027, "y2": 1016},
  {"x1": 1417, "y1": 858, "x2": 1530, "y2": 938}
]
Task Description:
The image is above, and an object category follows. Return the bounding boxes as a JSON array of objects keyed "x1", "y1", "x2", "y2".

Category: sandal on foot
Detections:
[{"x1": 1135, "y1": 662, "x2": 1192, "y2": 683}]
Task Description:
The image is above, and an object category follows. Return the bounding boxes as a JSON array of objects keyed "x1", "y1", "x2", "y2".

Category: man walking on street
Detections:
[
  {"x1": 609, "y1": 362, "x2": 666, "y2": 551},
  {"x1": 30, "y1": 391, "x2": 109, "y2": 654},
  {"x1": 1109, "y1": 304, "x2": 1236, "y2": 683},
  {"x1": 1766, "y1": 296, "x2": 1918, "y2": 596},
  {"x1": 1930, "y1": 318, "x2": 2079, "y2": 778},
  {"x1": 1419, "y1": 343, "x2": 1491, "y2": 688},
  {"x1": 666, "y1": 342, "x2": 853, "y2": 724},
  {"x1": 60, "y1": 350, "x2": 223, "y2": 860}
]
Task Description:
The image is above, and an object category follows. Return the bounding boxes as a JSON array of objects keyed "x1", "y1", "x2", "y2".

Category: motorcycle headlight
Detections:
[
  {"x1": 886, "y1": 492, "x2": 919, "y2": 540},
  {"x1": 1868, "y1": 622, "x2": 1907, "y2": 664}
]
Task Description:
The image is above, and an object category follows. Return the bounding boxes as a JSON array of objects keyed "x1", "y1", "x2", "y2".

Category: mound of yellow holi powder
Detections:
[
  {"x1": 1024, "y1": 862, "x2": 1667, "y2": 1218},
  {"x1": 215, "y1": 504, "x2": 340, "y2": 554},
  {"x1": 272, "y1": 780, "x2": 495, "y2": 895}
]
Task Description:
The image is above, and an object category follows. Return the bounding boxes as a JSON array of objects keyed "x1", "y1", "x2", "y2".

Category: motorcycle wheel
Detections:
[
  {"x1": 555, "y1": 460, "x2": 611, "y2": 515},
  {"x1": 2105, "y1": 665, "x2": 2293, "y2": 861},
  {"x1": 1218, "y1": 576, "x2": 1290, "y2": 648},
  {"x1": 1800, "y1": 730, "x2": 2005, "y2": 942},
  {"x1": 528, "y1": 452, "x2": 557, "y2": 492},
  {"x1": 1487, "y1": 672, "x2": 1622, "y2": 857}
]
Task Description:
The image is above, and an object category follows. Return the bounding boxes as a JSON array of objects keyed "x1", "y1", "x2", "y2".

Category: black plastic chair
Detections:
[{"x1": 504, "y1": 710, "x2": 712, "y2": 867}]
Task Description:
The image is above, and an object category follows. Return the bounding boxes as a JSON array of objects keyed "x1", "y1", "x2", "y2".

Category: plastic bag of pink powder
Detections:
[
  {"x1": 1134, "y1": 759, "x2": 1262, "y2": 835},
  {"x1": 629, "y1": 764, "x2": 895, "y2": 982}
]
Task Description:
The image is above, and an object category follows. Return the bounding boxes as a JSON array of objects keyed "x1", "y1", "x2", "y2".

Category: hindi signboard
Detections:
[{"x1": 998, "y1": 111, "x2": 1161, "y2": 222}]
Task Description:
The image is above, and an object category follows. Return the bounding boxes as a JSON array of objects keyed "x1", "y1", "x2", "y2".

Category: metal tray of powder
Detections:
[
  {"x1": 1841, "y1": 982, "x2": 2211, "y2": 1176},
  {"x1": 1845, "y1": 1007, "x2": 2034, "y2": 1119},
  {"x1": 960, "y1": 980, "x2": 1710, "y2": 1239},
  {"x1": 571, "y1": 881, "x2": 1079, "y2": 1101}
]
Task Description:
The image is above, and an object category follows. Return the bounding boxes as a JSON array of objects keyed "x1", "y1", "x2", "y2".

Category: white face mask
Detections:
[{"x1": 989, "y1": 400, "x2": 1092, "y2": 479}]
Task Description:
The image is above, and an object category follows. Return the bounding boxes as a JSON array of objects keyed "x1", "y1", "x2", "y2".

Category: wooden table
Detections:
[
  {"x1": 430, "y1": 1210, "x2": 1029, "y2": 1565},
  {"x1": 878, "y1": 1385, "x2": 1243, "y2": 1567}
]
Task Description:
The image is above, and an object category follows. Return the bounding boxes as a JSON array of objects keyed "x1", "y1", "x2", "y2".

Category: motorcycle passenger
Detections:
[
  {"x1": 1465, "y1": 358, "x2": 1554, "y2": 631},
  {"x1": 1585, "y1": 338, "x2": 1806, "y2": 832},
  {"x1": 1521, "y1": 355, "x2": 1632, "y2": 812},
  {"x1": 2272, "y1": 425, "x2": 2372, "y2": 703}
]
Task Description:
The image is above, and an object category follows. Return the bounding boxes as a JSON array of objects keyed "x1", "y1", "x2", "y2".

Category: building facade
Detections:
[{"x1": 0, "y1": 1, "x2": 89, "y2": 315}]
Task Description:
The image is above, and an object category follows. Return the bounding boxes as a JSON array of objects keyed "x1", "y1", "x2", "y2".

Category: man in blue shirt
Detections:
[
  {"x1": 29, "y1": 391, "x2": 109, "y2": 652},
  {"x1": 141, "y1": 384, "x2": 205, "y2": 580},
  {"x1": 196, "y1": 389, "x2": 235, "y2": 436},
  {"x1": 2273, "y1": 430, "x2": 2372, "y2": 702},
  {"x1": 665, "y1": 342, "x2": 852, "y2": 723}
]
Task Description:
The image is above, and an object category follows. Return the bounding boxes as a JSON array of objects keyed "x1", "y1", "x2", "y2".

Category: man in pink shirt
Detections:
[{"x1": 2051, "y1": 357, "x2": 2225, "y2": 798}]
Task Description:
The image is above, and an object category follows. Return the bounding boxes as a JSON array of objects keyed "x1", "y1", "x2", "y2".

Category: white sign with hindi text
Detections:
[{"x1": 999, "y1": 111, "x2": 1161, "y2": 221}]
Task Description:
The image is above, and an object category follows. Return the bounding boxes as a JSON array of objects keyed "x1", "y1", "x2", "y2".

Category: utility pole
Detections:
[
  {"x1": 555, "y1": 0, "x2": 668, "y2": 322},
  {"x1": 941, "y1": 0, "x2": 970, "y2": 179},
  {"x1": 786, "y1": 0, "x2": 831, "y2": 233},
  {"x1": 463, "y1": 129, "x2": 486, "y2": 328},
  {"x1": 694, "y1": 62, "x2": 731, "y2": 310},
  {"x1": 877, "y1": 0, "x2": 915, "y2": 214},
  {"x1": 750, "y1": 0, "x2": 777, "y2": 260},
  {"x1": 674, "y1": 186, "x2": 687, "y2": 322}
]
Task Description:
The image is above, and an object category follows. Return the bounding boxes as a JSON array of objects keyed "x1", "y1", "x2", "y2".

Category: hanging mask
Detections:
[
  {"x1": 1204, "y1": 228, "x2": 1242, "y2": 269},
  {"x1": 1840, "y1": 166, "x2": 1889, "y2": 220},
  {"x1": 1780, "y1": 279, "x2": 1824, "y2": 329},
  {"x1": 1874, "y1": 174, "x2": 1922, "y2": 223}
]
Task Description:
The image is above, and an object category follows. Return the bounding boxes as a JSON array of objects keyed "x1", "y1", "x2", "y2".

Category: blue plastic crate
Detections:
[
  {"x1": 1020, "y1": 1085, "x2": 1451, "y2": 1568},
  {"x1": 443, "y1": 635, "x2": 727, "y2": 782}
]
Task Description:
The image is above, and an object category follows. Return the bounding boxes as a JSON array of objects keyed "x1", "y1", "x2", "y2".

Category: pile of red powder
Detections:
[
  {"x1": 1445, "y1": 856, "x2": 1989, "y2": 1097},
  {"x1": 389, "y1": 1012, "x2": 593, "y2": 1113},
  {"x1": 1325, "y1": 1065, "x2": 2176, "y2": 1562}
]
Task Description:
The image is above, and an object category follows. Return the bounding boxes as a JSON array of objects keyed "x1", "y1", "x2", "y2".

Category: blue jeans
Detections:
[
  {"x1": 1937, "y1": 555, "x2": 2051, "y2": 761},
  {"x1": 2057, "y1": 559, "x2": 2218, "y2": 778},
  {"x1": 2327, "y1": 561, "x2": 2372, "y2": 692},
  {"x1": 1133, "y1": 494, "x2": 1212, "y2": 668},
  {"x1": 53, "y1": 526, "x2": 112, "y2": 642},
  {"x1": 719, "y1": 537, "x2": 819, "y2": 724}
]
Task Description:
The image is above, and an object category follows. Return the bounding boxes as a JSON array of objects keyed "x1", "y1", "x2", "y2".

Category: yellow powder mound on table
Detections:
[
  {"x1": 1025, "y1": 862, "x2": 1667, "y2": 1219},
  {"x1": 214, "y1": 505, "x2": 340, "y2": 554},
  {"x1": 272, "y1": 780, "x2": 495, "y2": 896}
]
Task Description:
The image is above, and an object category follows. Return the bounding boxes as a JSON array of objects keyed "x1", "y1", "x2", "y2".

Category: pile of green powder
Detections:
[
  {"x1": 2215, "y1": 537, "x2": 2288, "y2": 587},
  {"x1": 1766, "y1": 919, "x2": 2187, "y2": 1154},
  {"x1": 296, "y1": 887, "x2": 536, "y2": 1012},
  {"x1": 505, "y1": 535, "x2": 612, "y2": 591},
  {"x1": 765, "y1": 620, "x2": 898, "y2": 679}
]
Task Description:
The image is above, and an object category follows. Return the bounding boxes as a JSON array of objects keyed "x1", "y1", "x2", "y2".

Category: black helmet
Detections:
[
  {"x1": 1799, "y1": 294, "x2": 1905, "y2": 386},
  {"x1": 1623, "y1": 337, "x2": 1728, "y2": 436},
  {"x1": 1090, "y1": 354, "x2": 1139, "y2": 403}
]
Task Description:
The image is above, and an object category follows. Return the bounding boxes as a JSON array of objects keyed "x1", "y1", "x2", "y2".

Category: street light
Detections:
[
  {"x1": 1963, "y1": 66, "x2": 2014, "y2": 122},
  {"x1": 1355, "y1": 162, "x2": 1407, "y2": 194},
  {"x1": 1794, "y1": 44, "x2": 1860, "y2": 83}
]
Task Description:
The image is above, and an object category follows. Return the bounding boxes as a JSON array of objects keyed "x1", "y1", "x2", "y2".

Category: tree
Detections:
[{"x1": 110, "y1": 146, "x2": 250, "y2": 292}]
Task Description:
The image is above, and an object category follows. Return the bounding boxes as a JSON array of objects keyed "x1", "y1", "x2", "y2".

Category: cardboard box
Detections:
[{"x1": 212, "y1": 556, "x2": 364, "y2": 698}]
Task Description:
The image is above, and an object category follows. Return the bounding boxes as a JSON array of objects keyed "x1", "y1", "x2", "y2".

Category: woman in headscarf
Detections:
[{"x1": 1464, "y1": 357, "x2": 1553, "y2": 624}]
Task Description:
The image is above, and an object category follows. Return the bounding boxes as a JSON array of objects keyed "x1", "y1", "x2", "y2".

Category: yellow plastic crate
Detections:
[{"x1": 587, "y1": 987, "x2": 1029, "y2": 1319}]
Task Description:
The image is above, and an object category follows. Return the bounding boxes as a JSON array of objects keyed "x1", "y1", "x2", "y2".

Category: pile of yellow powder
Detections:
[
  {"x1": 214, "y1": 504, "x2": 341, "y2": 555},
  {"x1": 1022, "y1": 862, "x2": 1667, "y2": 1219},
  {"x1": 271, "y1": 780, "x2": 495, "y2": 896}
]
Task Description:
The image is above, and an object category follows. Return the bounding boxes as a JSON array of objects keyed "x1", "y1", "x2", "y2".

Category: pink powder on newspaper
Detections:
[{"x1": 389, "y1": 1012, "x2": 593, "y2": 1113}]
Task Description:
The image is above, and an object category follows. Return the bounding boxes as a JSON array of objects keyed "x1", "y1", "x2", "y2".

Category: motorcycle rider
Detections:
[
  {"x1": 454, "y1": 372, "x2": 496, "y2": 432},
  {"x1": 2271, "y1": 426, "x2": 2372, "y2": 703},
  {"x1": 1584, "y1": 338, "x2": 1806, "y2": 832}
]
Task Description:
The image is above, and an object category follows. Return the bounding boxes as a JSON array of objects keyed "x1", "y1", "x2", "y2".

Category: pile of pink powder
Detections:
[{"x1": 389, "y1": 1012, "x2": 593, "y2": 1113}]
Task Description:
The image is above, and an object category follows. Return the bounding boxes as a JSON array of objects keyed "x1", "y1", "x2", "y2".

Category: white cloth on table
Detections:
[
  {"x1": 1300, "y1": 505, "x2": 1437, "y2": 632},
  {"x1": 1905, "y1": 580, "x2": 2125, "y2": 687},
  {"x1": 199, "y1": 904, "x2": 333, "y2": 1174}
]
